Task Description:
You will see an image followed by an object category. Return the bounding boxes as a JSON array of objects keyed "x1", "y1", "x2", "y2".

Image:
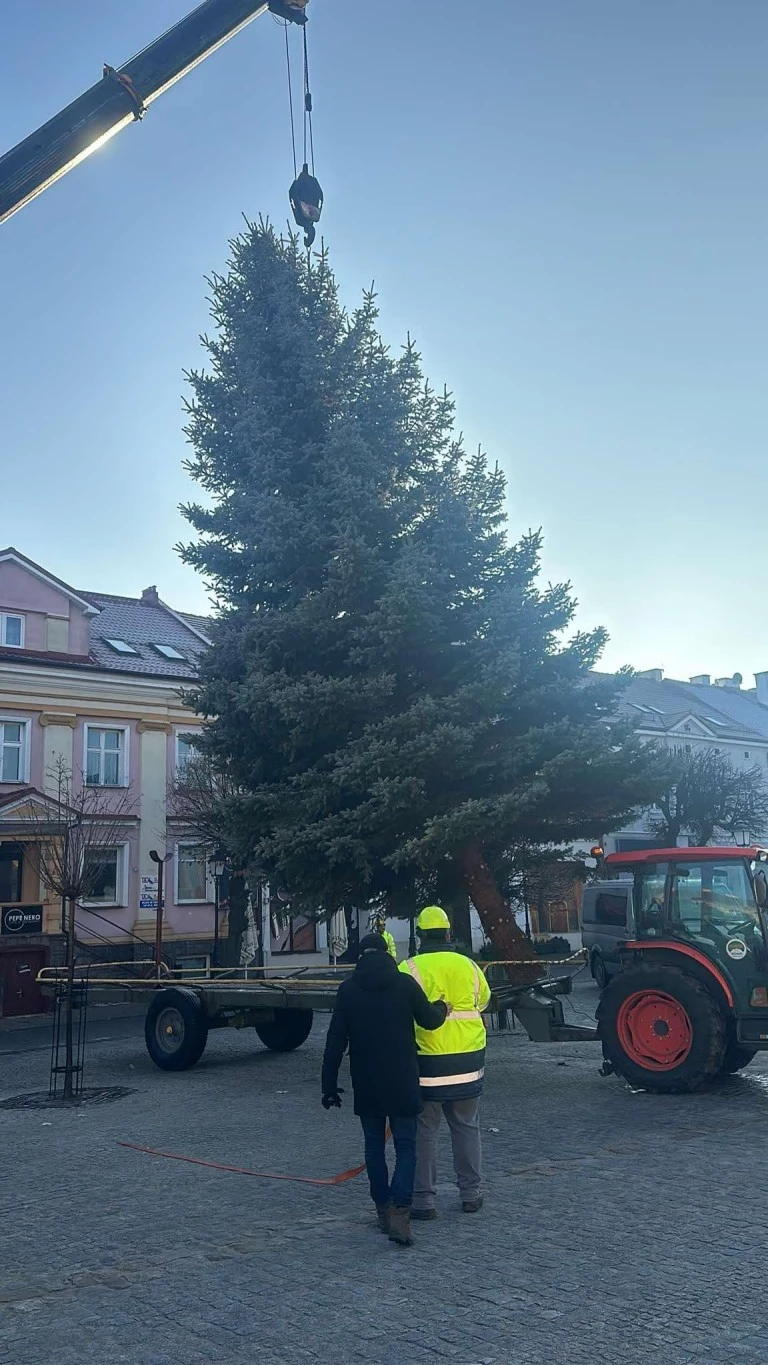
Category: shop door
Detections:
[{"x1": 0, "y1": 949, "x2": 47, "y2": 1017}]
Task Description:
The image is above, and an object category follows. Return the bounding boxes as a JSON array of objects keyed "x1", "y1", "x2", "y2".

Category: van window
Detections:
[{"x1": 594, "y1": 892, "x2": 628, "y2": 927}]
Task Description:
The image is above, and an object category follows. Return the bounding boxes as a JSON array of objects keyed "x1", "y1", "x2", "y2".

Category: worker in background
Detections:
[
  {"x1": 321, "y1": 934, "x2": 448, "y2": 1247},
  {"x1": 372, "y1": 911, "x2": 397, "y2": 961},
  {"x1": 399, "y1": 906, "x2": 491, "y2": 1218}
]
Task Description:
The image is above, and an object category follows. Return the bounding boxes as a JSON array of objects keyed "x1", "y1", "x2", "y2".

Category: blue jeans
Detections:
[{"x1": 360, "y1": 1115, "x2": 418, "y2": 1208}]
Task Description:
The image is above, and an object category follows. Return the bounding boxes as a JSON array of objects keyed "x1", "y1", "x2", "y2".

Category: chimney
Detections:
[
  {"x1": 637, "y1": 668, "x2": 663, "y2": 683},
  {"x1": 141, "y1": 585, "x2": 160, "y2": 608},
  {"x1": 755, "y1": 673, "x2": 768, "y2": 707},
  {"x1": 689, "y1": 674, "x2": 710, "y2": 686},
  {"x1": 714, "y1": 673, "x2": 742, "y2": 691}
]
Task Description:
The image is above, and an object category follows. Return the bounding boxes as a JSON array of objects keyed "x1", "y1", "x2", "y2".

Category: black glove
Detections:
[{"x1": 322, "y1": 1088, "x2": 344, "y2": 1110}]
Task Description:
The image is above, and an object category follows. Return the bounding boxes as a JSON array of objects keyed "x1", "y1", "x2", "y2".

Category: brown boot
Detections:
[
  {"x1": 375, "y1": 1205, "x2": 390, "y2": 1234},
  {"x1": 388, "y1": 1206, "x2": 413, "y2": 1247}
]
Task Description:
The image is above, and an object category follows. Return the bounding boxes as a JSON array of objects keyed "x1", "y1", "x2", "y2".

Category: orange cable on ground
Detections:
[{"x1": 118, "y1": 1140, "x2": 375, "y2": 1186}]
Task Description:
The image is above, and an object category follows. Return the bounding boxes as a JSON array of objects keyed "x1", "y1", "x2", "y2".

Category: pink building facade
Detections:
[{"x1": 0, "y1": 548, "x2": 319, "y2": 1017}]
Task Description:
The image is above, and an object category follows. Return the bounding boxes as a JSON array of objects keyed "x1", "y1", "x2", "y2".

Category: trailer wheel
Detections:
[
  {"x1": 720, "y1": 1040, "x2": 758, "y2": 1074},
  {"x1": 145, "y1": 988, "x2": 209, "y2": 1071},
  {"x1": 255, "y1": 1008, "x2": 313, "y2": 1052},
  {"x1": 598, "y1": 965, "x2": 726, "y2": 1093}
]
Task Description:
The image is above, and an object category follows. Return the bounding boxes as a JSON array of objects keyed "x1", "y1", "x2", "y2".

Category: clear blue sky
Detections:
[{"x1": 2, "y1": 1, "x2": 767, "y2": 680}]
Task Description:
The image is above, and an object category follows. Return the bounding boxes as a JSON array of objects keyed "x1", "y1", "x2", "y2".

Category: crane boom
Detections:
[{"x1": 0, "y1": 0, "x2": 302, "y2": 227}]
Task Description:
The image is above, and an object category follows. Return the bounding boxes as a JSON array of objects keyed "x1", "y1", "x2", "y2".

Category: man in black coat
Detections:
[{"x1": 321, "y1": 934, "x2": 448, "y2": 1246}]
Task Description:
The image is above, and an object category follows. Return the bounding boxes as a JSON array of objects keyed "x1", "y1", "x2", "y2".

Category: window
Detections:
[
  {"x1": 0, "y1": 842, "x2": 23, "y2": 902},
  {"x1": 104, "y1": 639, "x2": 138, "y2": 655},
  {"x1": 82, "y1": 847, "x2": 122, "y2": 906},
  {"x1": 153, "y1": 644, "x2": 185, "y2": 661},
  {"x1": 173, "y1": 955, "x2": 210, "y2": 978},
  {"x1": 636, "y1": 865, "x2": 668, "y2": 936},
  {"x1": 0, "y1": 721, "x2": 28, "y2": 782},
  {"x1": 175, "y1": 732, "x2": 197, "y2": 773},
  {"x1": 0, "y1": 614, "x2": 25, "y2": 648},
  {"x1": 594, "y1": 892, "x2": 628, "y2": 927},
  {"x1": 745, "y1": 751, "x2": 750, "y2": 759},
  {"x1": 272, "y1": 915, "x2": 318, "y2": 954},
  {"x1": 85, "y1": 726, "x2": 127, "y2": 786},
  {"x1": 176, "y1": 844, "x2": 209, "y2": 903}
]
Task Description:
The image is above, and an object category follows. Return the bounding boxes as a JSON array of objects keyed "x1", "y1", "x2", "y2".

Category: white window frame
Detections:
[
  {"x1": 80, "y1": 843, "x2": 128, "y2": 909},
  {"x1": 0, "y1": 613, "x2": 25, "y2": 649},
  {"x1": 83, "y1": 724, "x2": 130, "y2": 788},
  {"x1": 174, "y1": 729, "x2": 200, "y2": 775},
  {"x1": 174, "y1": 841, "x2": 212, "y2": 905},
  {"x1": 0, "y1": 717, "x2": 30, "y2": 783}
]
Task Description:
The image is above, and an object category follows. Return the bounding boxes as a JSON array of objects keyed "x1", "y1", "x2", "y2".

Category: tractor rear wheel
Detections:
[{"x1": 598, "y1": 965, "x2": 726, "y2": 1093}]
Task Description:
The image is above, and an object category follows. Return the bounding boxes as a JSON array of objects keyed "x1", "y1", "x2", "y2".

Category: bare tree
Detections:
[
  {"x1": 24, "y1": 758, "x2": 134, "y2": 1099},
  {"x1": 651, "y1": 747, "x2": 768, "y2": 847},
  {"x1": 168, "y1": 751, "x2": 254, "y2": 966}
]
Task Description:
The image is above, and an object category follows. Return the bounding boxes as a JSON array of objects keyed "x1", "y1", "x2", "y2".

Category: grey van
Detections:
[{"x1": 581, "y1": 880, "x2": 634, "y2": 989}]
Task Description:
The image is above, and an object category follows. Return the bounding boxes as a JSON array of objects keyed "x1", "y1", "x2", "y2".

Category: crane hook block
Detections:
[
  {"x1": 289, "y1": 162, "x2": 323, "y2": 248},
  {"x1": 269, "y1": 1, "x2": 308, "y2": 24}
]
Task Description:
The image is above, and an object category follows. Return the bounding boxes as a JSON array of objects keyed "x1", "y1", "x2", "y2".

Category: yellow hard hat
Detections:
[{"x1": 416, "y1": 905, "x2": 451, "y2": 931}]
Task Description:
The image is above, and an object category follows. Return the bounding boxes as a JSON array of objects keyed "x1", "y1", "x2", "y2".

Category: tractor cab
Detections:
[
  {"x1": 605, "y1": 846, "x2": 768, "y2": 977},
  {"x1": 596, "y1": 847, "x2": 768, "y2": 1092}
]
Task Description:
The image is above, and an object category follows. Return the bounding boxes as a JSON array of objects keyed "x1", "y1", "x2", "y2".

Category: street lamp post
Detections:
[
  {"x1": 149, "y1": 848, "x2": 172, "y2": 980},
  {"x1": 209, "y1": 849, "x2": 227, "y2": 968}
]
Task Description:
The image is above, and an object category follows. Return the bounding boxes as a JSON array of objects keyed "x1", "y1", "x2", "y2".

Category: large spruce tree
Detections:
[{"x1": 180, "y1": 222, "x2": 665, "y2": 961}]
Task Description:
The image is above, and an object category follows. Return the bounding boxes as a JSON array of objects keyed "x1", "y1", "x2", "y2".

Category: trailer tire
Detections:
[
  {"x1": 255, "y1": 1008, "x2": 313, "y2": 1052},
  {"x1": 720, "y1": 1040, "x2": 758, "y2": 1074},
  {"x1": 598, "y1": 965, "x2": 726, "y2": 1093},
  {"x1": 145, "y1": 988, "x2": 209, "y2": 1071}
]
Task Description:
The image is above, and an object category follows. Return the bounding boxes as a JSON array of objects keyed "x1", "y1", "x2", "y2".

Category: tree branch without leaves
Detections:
[{"x1": 650, "y1": 747, "x2": 768, "y2": 847}]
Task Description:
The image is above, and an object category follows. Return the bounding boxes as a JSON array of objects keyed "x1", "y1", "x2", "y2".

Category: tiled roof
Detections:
[
  {"x1": 175, "y1": 611, "x2": 213, "y2": 643},
  {"x1": 77, "y1": 591, "x2": 209, "y2": 680},
  {"x1": 621, "y1": 676, "x2": 768, "y2": 743}
]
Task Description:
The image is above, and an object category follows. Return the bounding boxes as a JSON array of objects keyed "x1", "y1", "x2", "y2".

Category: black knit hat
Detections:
[{"x1": 358, "y1": 933, "x2": 389, "y2": 955}]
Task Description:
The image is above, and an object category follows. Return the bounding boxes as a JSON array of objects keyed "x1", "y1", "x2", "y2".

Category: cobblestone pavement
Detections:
[{"x1": 2, "y1": 977, "x2": 768, "y2": 1365}]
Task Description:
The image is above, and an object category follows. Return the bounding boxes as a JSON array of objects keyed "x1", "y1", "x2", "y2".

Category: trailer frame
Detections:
[{"x1": 37, "y1": 957, "x2": 598, "y2": 1071}]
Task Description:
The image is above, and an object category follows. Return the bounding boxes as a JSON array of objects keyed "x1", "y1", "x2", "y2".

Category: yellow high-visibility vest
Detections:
[
  {"x1": 382, "y1": 930, "x2": 397, "y2": 961},
  {"x1": 399, "y1": 950, "x2": 490, "y2": 1099}
]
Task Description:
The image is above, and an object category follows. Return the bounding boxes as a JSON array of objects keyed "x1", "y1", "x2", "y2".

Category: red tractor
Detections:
[{"x1": 596, "y1": 846, "x2": 768, "y2": 1092}]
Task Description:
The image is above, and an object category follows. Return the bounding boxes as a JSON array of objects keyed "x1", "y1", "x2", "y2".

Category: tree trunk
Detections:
[
  {"x1": 223, "y1": 872, "x2": 249, "y2": 967},
  {"x1": 458, "y1": 841, "x2": 539, "y2": 984},
  {"x1": 63, "y1": 895, "x2": 76, "y2": 1101},
  {"x1": 436, "y1": 865, "x2": 473, "y2": 953}
]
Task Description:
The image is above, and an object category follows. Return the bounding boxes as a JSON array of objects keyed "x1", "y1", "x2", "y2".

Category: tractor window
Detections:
[
  {"x1": 669, "y1": 862, "x2": 760, "y2": 942},
  {"x1": 635, "y1": 865, "x2": 668, "y2": 937}
]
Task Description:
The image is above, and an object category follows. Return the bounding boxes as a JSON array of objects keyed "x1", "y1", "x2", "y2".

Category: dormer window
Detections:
[
  {"x1": 1, "y1": 614, "x2": 24, "y2": 648},
  {"x1": 105, "y1": 639, "x2": 138, "y2": 655}
]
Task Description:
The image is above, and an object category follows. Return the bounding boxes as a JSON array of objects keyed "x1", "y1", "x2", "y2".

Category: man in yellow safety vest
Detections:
[
  {"x1": 372, "y1": 912, "x2": 397, "y2": 961},
  {"x1": 399, "y1": 905, "x2": 491, "y2": 1217}
]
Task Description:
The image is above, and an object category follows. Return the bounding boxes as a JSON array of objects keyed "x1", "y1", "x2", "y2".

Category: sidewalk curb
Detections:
[{"x1": 0, "y1": 1001, "x2": 147, "y2": 1033}]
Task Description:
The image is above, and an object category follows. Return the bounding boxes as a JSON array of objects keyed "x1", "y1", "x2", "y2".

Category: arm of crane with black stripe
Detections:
[{"x1": 0, "y1": 0, "x2": 308, "y2": 227}]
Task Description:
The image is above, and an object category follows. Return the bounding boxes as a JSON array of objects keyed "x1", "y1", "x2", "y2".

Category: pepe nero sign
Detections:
[{"x1": 1, "y1": 905, "x2": 44, "y2": 935}]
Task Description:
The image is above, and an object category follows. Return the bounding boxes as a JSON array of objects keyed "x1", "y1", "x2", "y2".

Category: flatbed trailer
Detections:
[{"x1": 37, "y1": 961, "x2": 596, "y2": 1072}]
